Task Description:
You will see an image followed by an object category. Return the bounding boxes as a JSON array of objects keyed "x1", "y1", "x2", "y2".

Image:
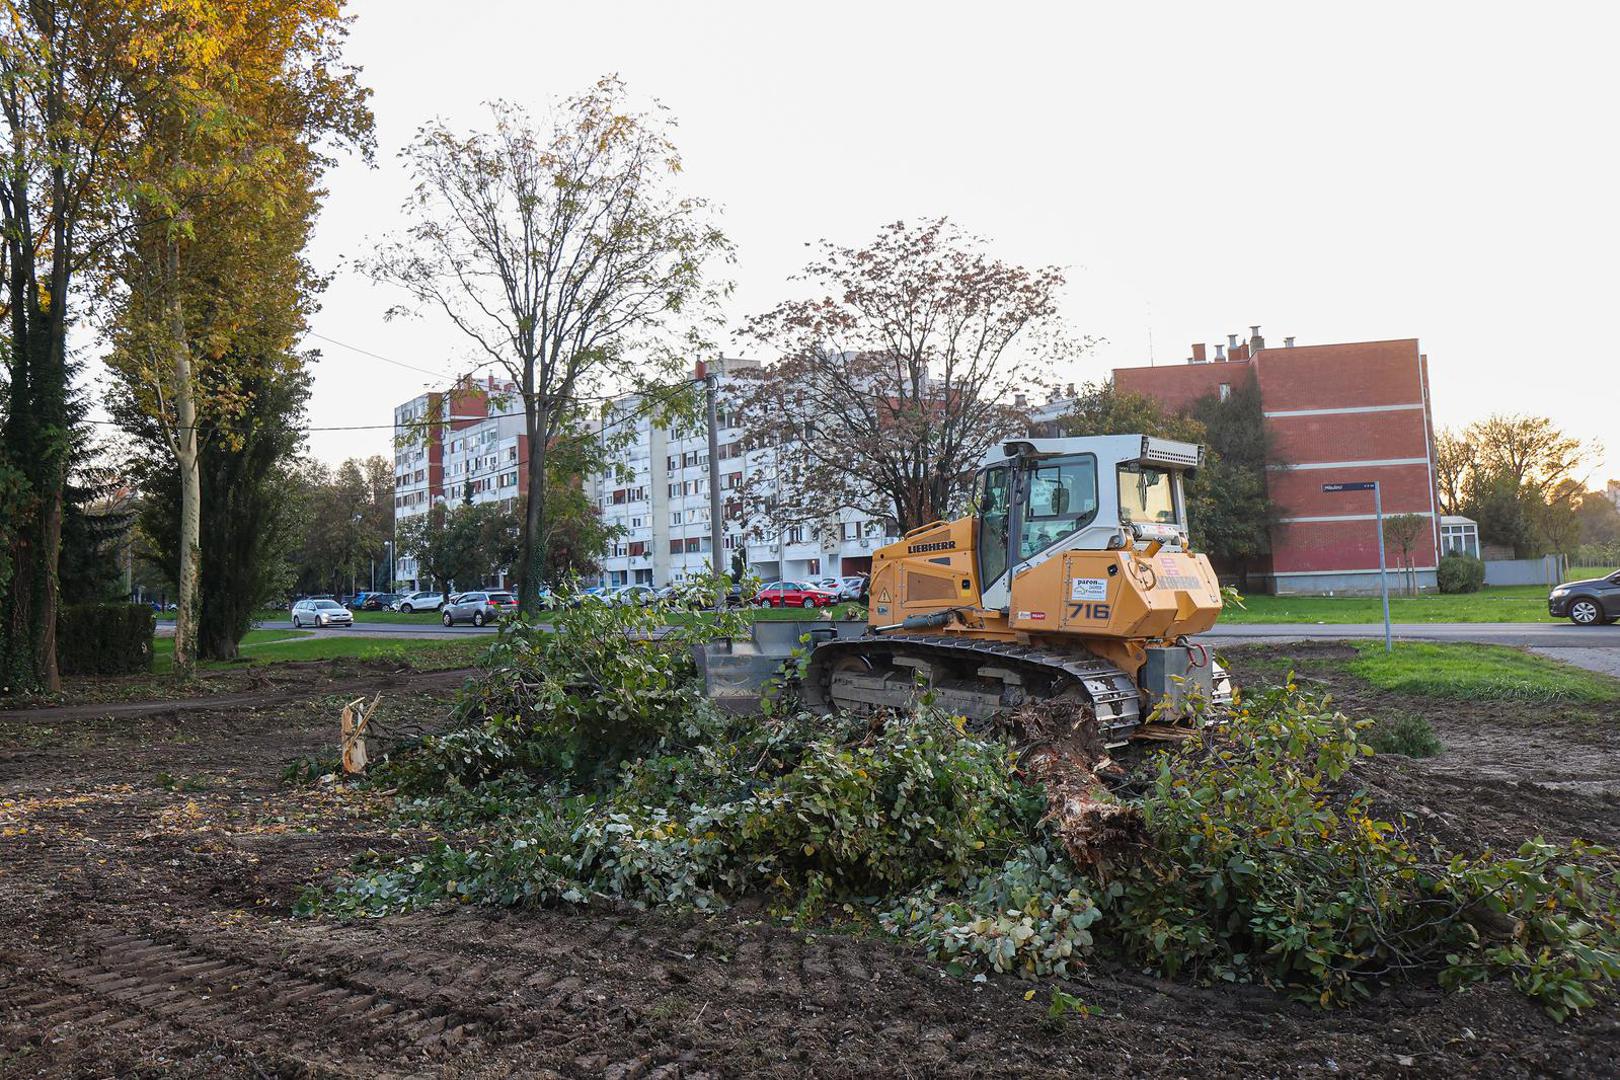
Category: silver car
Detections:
[
  {"x1": 441, "y1": 590, "x2": 517, "y2": 627},
  {"x1": 292, "y1": 598, "x2": 353, "y2": 628}
]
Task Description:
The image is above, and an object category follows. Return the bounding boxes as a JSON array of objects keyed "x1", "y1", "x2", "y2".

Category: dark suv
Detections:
[{"x1": 1549, "y1": 569, "x2": 1620, "y2": 625}]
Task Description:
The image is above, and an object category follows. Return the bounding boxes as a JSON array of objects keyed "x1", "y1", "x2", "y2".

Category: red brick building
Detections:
[{"x1": 1114, "y1": 328, "x2": 1441, "y2": 595}]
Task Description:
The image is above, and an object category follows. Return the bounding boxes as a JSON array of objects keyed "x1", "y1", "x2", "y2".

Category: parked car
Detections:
[
  {"x1": 392, "y1": 590, "x2": 446, "y2": 614},
  {"x1": 607, "y1": 584, "x2": 658, "y2": 606},
  {"x1": 753, "y1": 580, "x2": 839, "y2": 608},
  {"x1": 813, "y1": 576, "x2": 867, "y2": 602},
  {"x1": 840, "y1": 575, "x2": 870, "y2": 602},
  {"x1": 655, "y1": 581, "x2": 717, "y2": 607},
  {"x1": 442, "y1": 590, "x2": 517, "y2": 626},
  {"x1": 360, "y1": 592, "x2": 399, "y2": 611},
  {"x1": 291, "y1": 598, "x2": 353, "y2": 629},
  {"x1": 1549, "y1": 569, "x2": 1620, "y2": 626}
]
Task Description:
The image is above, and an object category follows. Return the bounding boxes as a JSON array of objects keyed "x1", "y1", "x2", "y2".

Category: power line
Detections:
[
  {"x1": 306, "y1": 331, "x2": 461, "y2": 379},
  {"x1": 82, "y1": 374, "x2": 702, "y2": 436},
  {"x1": 305, "y1": 332, "x2": 663, "y2": 405}
]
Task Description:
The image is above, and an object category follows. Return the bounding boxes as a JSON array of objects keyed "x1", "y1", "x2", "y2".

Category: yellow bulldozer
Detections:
[{"x1": 790, "y1": 434, "x2": 1232, "y2": 742}]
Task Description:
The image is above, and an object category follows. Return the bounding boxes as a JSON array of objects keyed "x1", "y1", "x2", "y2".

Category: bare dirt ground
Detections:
[{"x1": 3, "y1": 647, "x2": 1619, "y2": 1078}]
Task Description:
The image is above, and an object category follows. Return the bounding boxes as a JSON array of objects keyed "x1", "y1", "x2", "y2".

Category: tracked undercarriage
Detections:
[{"x1": 800, "y1": 634, "x2": 1232, "y2": 744}]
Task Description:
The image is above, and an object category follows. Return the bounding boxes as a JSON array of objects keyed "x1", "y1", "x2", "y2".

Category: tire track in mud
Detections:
[{"x1": 1, "y1": 926, "x2": 516, "y2": 1076}]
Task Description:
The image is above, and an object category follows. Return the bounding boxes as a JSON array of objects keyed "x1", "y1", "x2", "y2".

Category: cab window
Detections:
[
  {"x1": 1117, "y1": 463, "x2": 1178, "y2": 525},
  {"x1": 1020, "y1": 455, "x2": 1098, "y2": 558},
  {"x1": 976, "y1": 464, "x2": 1011, "y2": 587}
]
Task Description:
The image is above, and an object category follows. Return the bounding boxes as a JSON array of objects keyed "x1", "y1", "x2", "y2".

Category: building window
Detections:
[
  {"x1": 671, "y1": 511, "x2": 683, "y2": 526},
  {"x1": 787, "y1": 526, "x2": 805, "y2": 544},
  {"x1": 669, "y1": 539, "x2": 683, "y2": 555},
  {"x1": 1218, "y1": 383, "x2": 1231, "y2": 402}
]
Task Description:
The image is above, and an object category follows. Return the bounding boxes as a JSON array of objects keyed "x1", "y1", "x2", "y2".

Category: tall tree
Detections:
[
  {"x1": 1433, "y1": 429, "x2": 1470, "y2": 517},
  {"x1": 1053, "y1": 378, "x2": 1276, "y2": 575},
  {"x1": 1187, "y1": 376, "x2": 1279, "y2": 576},
  {"x1": 0, "y1": 1, "x2": 142, "y2": 690},
  {"x1": 366, "y1": 77, "x2": 730, "y2": 616},
  {"x1": 1439, "y1": 415, "x2": 1596, "y2": 557},
  {"x1": 124, "y1": 360, "x2": 310, "y2": 658},
  {"x1": 736, "y1": 219, "x2": 1068, "y2": 534},
  {"x1": 104, "y1": 0, "x2": 370, "y2": 676}
]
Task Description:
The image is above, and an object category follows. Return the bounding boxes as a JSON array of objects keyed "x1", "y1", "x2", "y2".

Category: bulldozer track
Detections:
[
  {"x1": 803, "y1": 634, "x2": 1144, "y2": 740},
  {"x1": 0, "y1": 909, "x2": 987, "y2": 1078}
]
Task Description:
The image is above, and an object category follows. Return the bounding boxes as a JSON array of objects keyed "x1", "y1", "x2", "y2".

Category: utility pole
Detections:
[
  {"x1": 1373, "y1": 480, "x2": 1392, "y2": 653},
  {"x1": 700, "y1": 359, "x2": 725, "y2": 612}
]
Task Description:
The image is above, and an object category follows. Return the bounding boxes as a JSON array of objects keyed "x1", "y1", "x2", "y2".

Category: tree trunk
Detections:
[
  {"x1": 518, "y1": 402, "x2": 549, "y2": 615},
  {"x1": 171, "y1": 301, "x2": 202, "y2": 680}
]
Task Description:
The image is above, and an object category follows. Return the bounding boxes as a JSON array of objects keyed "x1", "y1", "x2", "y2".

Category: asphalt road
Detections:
[
  {"x1": 1200, "y1": 622, "x2": 1620, "y2": 648},
  {"x1": 196, "y1": 617, "x2": 1620, "y2": 679},
  {"x1": 271, "y1": 619, "x2": 1620, "y2": 650}
]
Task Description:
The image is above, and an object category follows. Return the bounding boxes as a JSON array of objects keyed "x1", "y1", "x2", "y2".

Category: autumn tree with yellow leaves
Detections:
[{"x1": 103, "y1": 0, "x2": 371, "y2": 676}]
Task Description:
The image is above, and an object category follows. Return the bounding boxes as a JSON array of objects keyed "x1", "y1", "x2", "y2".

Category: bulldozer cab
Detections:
[{"x1": 974, "y1": 434, "x2": 1201, "y2": 612}]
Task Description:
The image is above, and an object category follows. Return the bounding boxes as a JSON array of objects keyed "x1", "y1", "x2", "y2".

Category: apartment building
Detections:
[
  {"x1": 588, "y1": 357, "x2": 900, "y2": 588},
  {"x1": 391, "y1": 361, "x2": 902, "y2": 592},
  {"x1": 391, "y1": 375, "x2": 527, "y2": 589}
]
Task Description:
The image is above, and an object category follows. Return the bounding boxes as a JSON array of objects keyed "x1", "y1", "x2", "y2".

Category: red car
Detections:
[{"x1": 753, "y1": 580, "x2": 839, "y2": 608}]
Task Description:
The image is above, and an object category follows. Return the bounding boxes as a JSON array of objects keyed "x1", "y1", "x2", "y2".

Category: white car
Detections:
[
  {"x1": 292, "y1": 598, "x2": 353, "y2": 629},
  {"x1": 392, "y1": 590, "x2": 447, "y2": 613}
]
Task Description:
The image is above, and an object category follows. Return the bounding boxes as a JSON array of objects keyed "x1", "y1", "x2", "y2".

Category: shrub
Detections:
[
  {"x1": 882, "y1": 846, "x2": 1101, "y2": 978},
  {"x1": 582, "y1": 711, "x2": 1042, "y2": 910},
  {"x1": 1437, "y1": 553, "x2": 1485, "y2": 593},
  {"x1": 1364, "y1": 711, "x2": 1443, "y2": 757},
  {"x1": 1104, "y1": 684, "x2": 1620, "y2": 1010},
  {"x1": 309, "y1": 654, "x2": 1620, "y2": 1018},
  {"x1": 57, "y1": 603, "x2": 154, "y2": 676},
  {"x1": 308, "y1": 707, "x2": 1043, "y2": 919},
  {"x1": 393, "y1": 576, "x2": 751, "y2": 788}
]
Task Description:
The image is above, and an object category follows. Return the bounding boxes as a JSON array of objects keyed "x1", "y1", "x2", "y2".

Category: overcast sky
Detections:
[{"x1": 290, "y1": 0, "x2": 1618, "y2": 483}]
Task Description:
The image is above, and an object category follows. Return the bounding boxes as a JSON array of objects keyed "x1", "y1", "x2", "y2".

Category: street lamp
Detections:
[{"x1": 384, "y1": 539, "x2": 394, "y2": 591}]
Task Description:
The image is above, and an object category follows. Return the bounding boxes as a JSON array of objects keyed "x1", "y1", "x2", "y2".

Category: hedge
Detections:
[
  {"x1": 1437, "y1": 553, "x2": 1486, "y2": 594},
  {"x1": 57, "y1": 603, "x2": 155, "y2": 676}
]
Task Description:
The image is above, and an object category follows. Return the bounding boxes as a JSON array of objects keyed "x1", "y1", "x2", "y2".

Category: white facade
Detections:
[
  {"x1": 392, "y1": 363, "x2": 907, "y2": 592},
  {"x1": 588, "y1": 357, "x2": 901, "y2": 589}
]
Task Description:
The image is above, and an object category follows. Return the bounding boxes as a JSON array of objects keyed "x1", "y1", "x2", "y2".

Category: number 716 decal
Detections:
[{"x1": 1068, "y1": 602, "x2": 1111, "y2": 621}]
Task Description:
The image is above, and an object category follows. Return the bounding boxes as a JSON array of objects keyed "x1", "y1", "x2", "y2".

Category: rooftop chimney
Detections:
[
  {"x1": 1284, "y1": 336, "x2": 1295, "y2": 348},
  {"x1": 1014, "y1": 391, "x2": 1028, "y2": 409},
  {"x1": 1191, "y1": 343, "x2": 1207, "y2": 363},
  {"x1": 1227, "y1": 333, "x2": 1239, "y2": 352},
  {"x1": 1214, "y1": 343, "x2": 1226, "y2": 361},
  {"x1": 1250, "y1": 325, "x2": 1264, "y2": 353}
]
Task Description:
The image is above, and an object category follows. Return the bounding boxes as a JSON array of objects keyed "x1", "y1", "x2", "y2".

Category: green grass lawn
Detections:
[
  {"x1": 1221, "y1": 586, "x2": 1555, "y2": 624},
  {"x1": 152, "y1": 628, "x2": 488, "y2": 674},
  {"x1": 1345, "y1": 641, "x2": 1620, "y2": 702}
]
